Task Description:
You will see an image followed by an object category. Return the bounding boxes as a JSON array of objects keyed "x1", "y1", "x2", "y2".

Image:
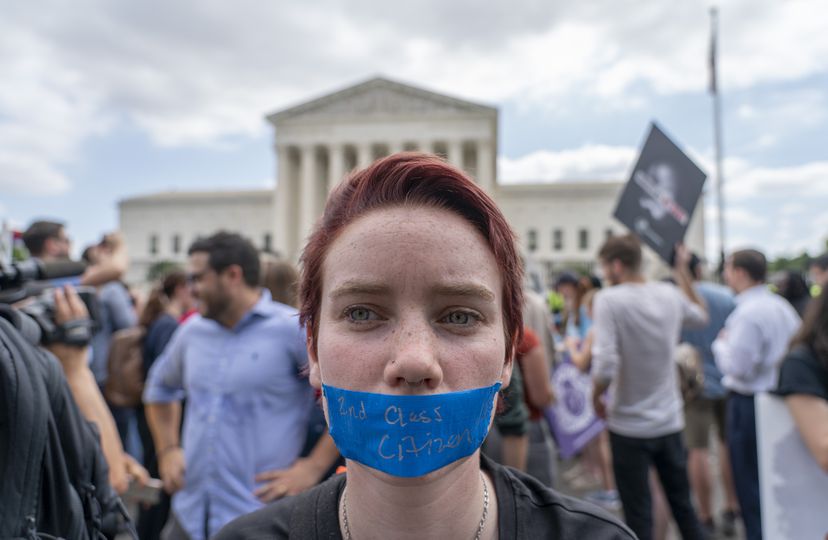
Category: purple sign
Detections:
[{"x1": 544, "y1": 355, "x2": 605, "y2": 459}]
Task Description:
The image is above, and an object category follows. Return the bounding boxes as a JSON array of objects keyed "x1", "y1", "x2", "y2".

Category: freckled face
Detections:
[{"x1": 308, "y1": 205, "x2": 511, "y2": 395}]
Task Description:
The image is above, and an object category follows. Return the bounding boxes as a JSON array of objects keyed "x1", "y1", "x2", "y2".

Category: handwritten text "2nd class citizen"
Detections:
[
  {"x1": 336, "y1": 397, "x2": 444, "y2": 427},
  {"x1": 336, "y1": 397, "x2": 473, "y2": 462}
]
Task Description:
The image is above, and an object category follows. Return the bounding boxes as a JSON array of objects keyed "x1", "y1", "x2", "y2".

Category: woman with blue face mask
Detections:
[{"x1": 216, "y1": 153, "x2": 634, "y2": 540}]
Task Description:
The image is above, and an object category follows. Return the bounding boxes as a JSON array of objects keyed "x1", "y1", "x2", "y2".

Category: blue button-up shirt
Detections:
[
  {"x1": 680, "y1": 281, "x2": 736, "y2": 399},
  {"x1": 143, "y1": 291, "x2": 314, "y2": 540}
]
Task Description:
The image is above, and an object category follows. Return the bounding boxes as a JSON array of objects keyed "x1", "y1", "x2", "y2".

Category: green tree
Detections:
[
  {"x1": 146, "y1": 260, "x2": 182, "y2": 282},
  {"x1": 769, "y1": 251, "x2": 811, "y2": 273}
]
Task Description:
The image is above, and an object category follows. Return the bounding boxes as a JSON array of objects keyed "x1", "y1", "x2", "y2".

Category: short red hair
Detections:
[{"x1": 298, "y1": 152, "x2": 524, "y2": 359}]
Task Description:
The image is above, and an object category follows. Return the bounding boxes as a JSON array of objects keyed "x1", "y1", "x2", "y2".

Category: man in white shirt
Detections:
[
  {"x1": 712, "y1": 249, "x2": 800, "y2": 540},
  {"x1": 592, "y1": 234, "x2": 708, "y2": 540}
]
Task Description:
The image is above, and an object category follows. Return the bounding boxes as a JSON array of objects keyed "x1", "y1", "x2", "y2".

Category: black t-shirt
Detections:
[
  {"x1": 776, "y1": 344, "x2": 828, "y2": 400},
  {"x1": 215, "y1": 455, "x2": 635, "y2": 539}
]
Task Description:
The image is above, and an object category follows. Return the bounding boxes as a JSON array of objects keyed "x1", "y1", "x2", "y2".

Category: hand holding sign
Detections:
[{"x1": 613, "y1": 123, "x2": 707, "y2": 264}]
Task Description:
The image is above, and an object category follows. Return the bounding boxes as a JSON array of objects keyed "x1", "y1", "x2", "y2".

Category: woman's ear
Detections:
[{"x1": 307, "y1": 326, "x2": 321, "y2": 389}]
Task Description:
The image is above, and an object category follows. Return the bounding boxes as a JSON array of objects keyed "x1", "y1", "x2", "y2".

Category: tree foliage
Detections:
[{"x1": 147, "y1": 260, "x2": 182, "y2": 282}]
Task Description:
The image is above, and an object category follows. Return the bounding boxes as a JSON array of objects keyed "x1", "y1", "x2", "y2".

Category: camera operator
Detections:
[
  {"x1": 22, "y1": 220, "x2": 128, "y2": 286},
  {"x1": 44, "y1": 284, "x2": 148, "y2": 494}
]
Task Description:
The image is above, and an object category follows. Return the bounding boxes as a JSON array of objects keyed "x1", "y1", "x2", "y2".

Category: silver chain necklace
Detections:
[{"x1": 341, "y1": 471, "x2": 490, "y2": 540}]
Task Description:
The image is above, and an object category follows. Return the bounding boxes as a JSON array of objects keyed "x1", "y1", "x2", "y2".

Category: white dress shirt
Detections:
[{"x1": 712, "y1": 285, "x2": 800, "y2": 395}]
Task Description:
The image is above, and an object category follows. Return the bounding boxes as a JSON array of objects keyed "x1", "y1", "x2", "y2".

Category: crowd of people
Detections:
[{"x1": 4, "y1": 152, "x2": 827, "y2": 539}]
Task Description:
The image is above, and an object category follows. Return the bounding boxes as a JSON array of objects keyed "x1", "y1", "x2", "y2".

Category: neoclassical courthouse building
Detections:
[{"x1": 120, "y1": 77, "x2": 705, "y2": 285}]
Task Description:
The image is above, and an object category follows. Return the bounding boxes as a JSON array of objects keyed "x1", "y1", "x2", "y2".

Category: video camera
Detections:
[{"x1": 0, "y1": 258, "x2": 100, "y2": 347}]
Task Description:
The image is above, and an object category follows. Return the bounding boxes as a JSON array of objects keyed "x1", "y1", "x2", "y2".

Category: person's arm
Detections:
[
  {"x1": 592, "y1": 378, "x2": 611, "y2": 419},
  {"x1": 521, "y1": 345, "x2": 555, "y2": 408},
  {"x1": 45, "y1": 286, "x2": 129, "y2": 493},
  {"x1": 143, "y1": 322, "x2": 188, "y2": 495},
  {"x1": 79, "y1": 233, "x2": 128, "y2": 287},
  {"x1": 145, "y1": 401, "x2": 185, "y2": 494},
  {"x1": 785, "y1": 394, "x2": 828, "y2": 473},
  {"x1": 590, "y1": 293, "x2": 617, "y2": 419},
  {"x1": 712, "y1": 316, "x2": 764, "y2": 381},
  {"x1": 566, "y1": 331, "x2": 594, "y2": 373},
  {"x1": 254, "y1": 433, "x2": 341, "y2": 502},
  {"x1": 673, "y1": 244, "x2": 708, "y2": 327}
]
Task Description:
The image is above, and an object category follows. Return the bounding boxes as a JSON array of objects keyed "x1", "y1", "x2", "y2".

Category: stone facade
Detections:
[
  {"x1": 119, "y1": 189, "x2": 274, "y2": 284},
  {"x1": 268, "y1": 78, "x2": 497, "y2": 257},
  {"x1": 119, "y1": 76, "x2": 705, "y2": 286}
]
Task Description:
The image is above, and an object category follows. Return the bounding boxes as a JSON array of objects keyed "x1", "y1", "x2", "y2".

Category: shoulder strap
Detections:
[{"x1": 0, "y1": 317, "x2": 50, "y2": 538}]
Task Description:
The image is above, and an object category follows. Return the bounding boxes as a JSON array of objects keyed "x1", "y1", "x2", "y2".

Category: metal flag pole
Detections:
[{"x1": 710, "y1": 7, "x2": 726, "y2": 277}]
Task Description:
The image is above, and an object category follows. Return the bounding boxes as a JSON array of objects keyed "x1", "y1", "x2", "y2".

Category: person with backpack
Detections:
[
  {"x1": 81, "y1": 240, "x2": 140, "y2": 460},
  {"x1": 680, "y1": 254, "x2": 740, "y2": 537},
  {"x1": 0, "y1": 285, "x2": 139, "y2": 538}
]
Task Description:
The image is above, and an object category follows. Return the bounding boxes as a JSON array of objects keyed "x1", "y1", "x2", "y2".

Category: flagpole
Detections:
[{"x1": 710, "y1": 7, "x2": 726, "y2": 275}]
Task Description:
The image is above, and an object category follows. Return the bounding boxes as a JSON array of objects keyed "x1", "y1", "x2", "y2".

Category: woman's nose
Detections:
[{"x1": 382, "y1": 319, "x2": 443, "y2": 391}]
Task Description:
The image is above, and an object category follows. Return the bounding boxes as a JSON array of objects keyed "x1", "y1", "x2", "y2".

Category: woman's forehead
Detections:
[{"x1": 320, "y1": 206, "x2": 502, "y2": 298}]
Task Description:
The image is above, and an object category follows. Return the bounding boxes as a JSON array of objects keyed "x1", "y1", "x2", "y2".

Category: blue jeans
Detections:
[
  {"x1": 727, "y1": 392, "x2": 761, "y2": 540},
  {"x1": 609, "y1": 430, "x2": 706, "y2": 540}
]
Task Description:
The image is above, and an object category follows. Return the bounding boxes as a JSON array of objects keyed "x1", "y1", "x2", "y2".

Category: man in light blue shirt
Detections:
[
  {"x1": 144, "y1": 232, "x2": 330, "y2": 540},
  {"x1": 713, "y1": 249, "x2": 800, "y2": 540}
]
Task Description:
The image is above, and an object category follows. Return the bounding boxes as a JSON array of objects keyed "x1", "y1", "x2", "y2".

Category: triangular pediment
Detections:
[{"x1": 267, "y1": 77, "x2": 496, "y2": 124}]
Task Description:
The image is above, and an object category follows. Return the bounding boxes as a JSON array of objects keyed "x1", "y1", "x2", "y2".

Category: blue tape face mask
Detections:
[{"x1": 322, "y1": 382, "x2": 502, "y2": 478}]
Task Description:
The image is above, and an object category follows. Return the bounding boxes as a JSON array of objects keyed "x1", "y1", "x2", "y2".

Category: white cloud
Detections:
[
  {"x1": 0, "y1": 153, "x2": 70, "y2": 195},
  {"x1": 2, "y1": 0, "x2": 827, "y2": 194},
  {"x1": 498, "y1": 144, "x2": 636, "y2": 183},
  {"x1": 732, "y1": 88, "x2": 828, "y2": 154},
  {"x1": 725, "y1": 160, "x2": 828, "y2": 200}
]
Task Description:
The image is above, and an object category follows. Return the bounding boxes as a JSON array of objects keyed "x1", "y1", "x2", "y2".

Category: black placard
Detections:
[{"x1": 613, "y1": 123, "x2": 707, "y2": 264}]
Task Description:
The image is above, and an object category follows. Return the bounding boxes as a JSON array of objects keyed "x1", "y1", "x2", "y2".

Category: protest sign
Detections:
[
  {"x1": 613, "y1": 123, "x2": 706, "y2": 263},
  {"x1": 756, "y1": 392, "x2": 828, "y2": 540},
  {"x1": 544, "y1": 355, "x2": 605, "y2": 459}
]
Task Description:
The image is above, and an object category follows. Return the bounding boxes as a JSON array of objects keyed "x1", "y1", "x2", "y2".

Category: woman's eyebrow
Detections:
[
  {"x1": 329, "y1": 281, "x2": 496, "y2": 302},
  {"x1": 329, "y1": 281, "x2": 391, "y2": 299},
  {"x1": 430, "y1": 283, "x2": 496, "y2": 302}
]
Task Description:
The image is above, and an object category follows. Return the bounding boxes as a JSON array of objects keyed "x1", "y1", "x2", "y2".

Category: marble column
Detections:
[
  {"x1": 476, "y1": 139, "x2": 494, "y2": 193},
  {"x1": 357, "y1": 142, "x2": 373, "y2": 169},
  {"x1": 447, "y1": 139, "x2": 464, "y2": 170},
  {"x1": 275, "y1": 145, "x2": 293, "y2": 258},
  {"x1": 328, "y1": 143, "x2": 346, "y2": 193},
  {"x1": 388, "y1": 141, "x2": 404, "y2": 156},
  {"x1": 299, "y1": 145, "x2": 318, "y2": 245}
]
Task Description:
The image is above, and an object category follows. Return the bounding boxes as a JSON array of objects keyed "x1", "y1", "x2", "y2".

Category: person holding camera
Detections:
[
  {"x1": 22, "y1": 220, "x2": 147, "y2": 494},
  {"x1": 45, "y1": 285, "x2": 149, "y2": 494}
]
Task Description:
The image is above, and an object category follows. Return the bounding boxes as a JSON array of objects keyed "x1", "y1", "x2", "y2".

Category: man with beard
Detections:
[
  {"x1": 591, "y1": 234, "x2": 709, "y2": 540},
  {"x1": 144, "y1": 232, "x2": 336, "y2": 540}
]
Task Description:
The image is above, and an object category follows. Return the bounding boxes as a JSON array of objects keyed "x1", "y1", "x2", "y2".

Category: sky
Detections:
[{"x1": 2, "y1": 0, "x2": 827, "y2": 263}]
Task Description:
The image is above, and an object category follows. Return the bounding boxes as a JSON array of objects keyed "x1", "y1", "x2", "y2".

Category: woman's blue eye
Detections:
[
  {"x1": 347, "y1": 307, "x2": 373, "y2": 321},
  {"x1": 446, "y1": 311, "x2": 474, "y2": 325}
]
